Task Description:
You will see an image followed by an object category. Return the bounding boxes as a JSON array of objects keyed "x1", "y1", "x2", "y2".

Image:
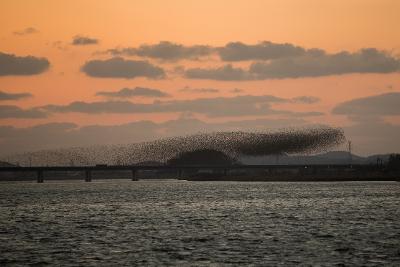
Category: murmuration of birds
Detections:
[{"x1": 6, "y1": 127, "x2": 345, "y2": 166}]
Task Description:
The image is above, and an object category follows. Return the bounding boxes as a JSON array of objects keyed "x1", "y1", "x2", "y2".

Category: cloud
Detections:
[
  {"x1": 72, "y1": 35, "x2": 99, "y2": 45},
  {"x1": 96, "y1": 87, "x2": 170, "y2": 98},
  {"x1": 0, "y1": 91, "x2": 33, "y2": 101},
  {"x1": 42, "y1": 94, "x2": 322, "y2": 118},
  {"x1": 332, "y1": 92, "x2": 400, "y2": 121},
  {"x1": 106, "y1": 47, "x2": 136, "y2": 56},
  {"x1": 0, "y1": 105, "x2": 47, "y2": 119},
  {"x1": 0, "y1": 123, "x2": 78, "y2": 156},
  {"x1": 230, "y1": 88, "x2": 243, "y2": 93},
  {"x1": 179, "y1": 87, "x2": 219, "y2": 93},
  {"x1": 329, "y1": 93, "x2": 400, "y2": 154},
  {"x1": 51, "y1": 41, "x2": 68, "y2": 51},
  {"x1": 81, "y1": 57, "x2": 165, "y2": 79},
  {"x1": 107, "y1": 41, "x2": 212, "y2": 60},
  {"x1": 342, "y1": 121, "x2": 400, "y2": 155},
  {"x1": 185, "y1": 64, "x2": 252, "y2": 80},
  {"x1": 13, "y1": 27, "x2": 38, "y2": 36},
  {"x1": 184, "y1": 48, "x2": 400, "y2": 80},
  {"x1": 104, "y1": 41, "x2": 320, "y2": 62},
  {"x1": 218, "y1": 41, "x2": 306, "y2": 61},
  {"x1": 292, "y1": 96, "x2": 320, "y2": 104},
  {"x1": 0, "y1": 52, "x2": 50, "y2": 76},
  {"x1": 102, "y1": 41, "x2": 400, "y2": 79},
  {"x1": 249, "y1": 48, "x2": 400, "y2": 79}
]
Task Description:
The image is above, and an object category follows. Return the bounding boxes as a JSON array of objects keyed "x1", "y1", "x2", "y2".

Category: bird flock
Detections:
[{"x1": 7, "y1": 127, "x2": 345, "y2": 166}]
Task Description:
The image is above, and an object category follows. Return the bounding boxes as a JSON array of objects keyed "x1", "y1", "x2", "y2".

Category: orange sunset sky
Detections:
[{"x1": 1, "y1": 0, "x2": 400, "y2": 156}]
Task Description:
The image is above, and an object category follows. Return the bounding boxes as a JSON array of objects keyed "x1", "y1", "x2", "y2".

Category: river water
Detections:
[{"x1": 0, "y1": 180, "x2": 399, "y2": 266}]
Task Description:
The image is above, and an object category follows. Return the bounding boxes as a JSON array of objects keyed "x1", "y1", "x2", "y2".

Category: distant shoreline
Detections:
[{"x1": 0, "y1": 174, "x2": 398, "y2": 182}]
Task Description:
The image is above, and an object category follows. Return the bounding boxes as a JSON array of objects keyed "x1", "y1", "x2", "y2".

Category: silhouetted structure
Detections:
[{"x1": 387, "y1": 154, "x2": 400, "y2": 171}]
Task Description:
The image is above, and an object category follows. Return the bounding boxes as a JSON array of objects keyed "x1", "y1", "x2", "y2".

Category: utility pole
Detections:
[{"x1": 348, "y1": 141, "x2": 352, "y2": 165}]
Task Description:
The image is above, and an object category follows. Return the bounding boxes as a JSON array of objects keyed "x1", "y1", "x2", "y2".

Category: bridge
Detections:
[{"x1": 0, "y1": 164, "x2": 384, "y2": 183}]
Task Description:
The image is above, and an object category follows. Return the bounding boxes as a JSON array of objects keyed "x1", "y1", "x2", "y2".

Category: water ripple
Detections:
[{"x1": 0, "y1": 181, "x2": 399, "y2": 266}]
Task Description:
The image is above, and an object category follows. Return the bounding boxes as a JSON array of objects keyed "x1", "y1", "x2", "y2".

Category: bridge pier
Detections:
[
  {"x1": 223, "y1": 168, "x2": 228, "y2": 176},
  {"x1": 85, "y1": 170, "x2": 92, "y2": 182},
  {"x1": 37, "y1": 170, "x2": 44, "y2": 183},
  {"x1": 131, "y1": 169, "x2": 138, "y2": 181},
  {"x1": 178, "y1": 169, "x2": 182, "y2": 178}
]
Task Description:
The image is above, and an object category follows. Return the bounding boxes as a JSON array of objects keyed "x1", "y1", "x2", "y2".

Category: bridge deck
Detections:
[{"x1": 1, "y1": 164, "x2": 389, "y2": 183}]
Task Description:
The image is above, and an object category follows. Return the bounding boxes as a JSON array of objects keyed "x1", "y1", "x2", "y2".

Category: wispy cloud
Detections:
[
  {"x1": 72, "y1": 35, "x2": 99, "y2": 45},
  {"x1": 333, "y1": 92, "x2": 400, "y2": 122},
  {"x1": 179, "y1": 87, "x2": 219, "y2": 93},
  {"x1": 0, "y1": 105, "x2": 46, "y2": 119},
  {"x1": 42, "y1": 94, "x2": 323, "y2": 118},
  {"x1": 185, "y1": 64, "x2": 251, "y2": 81},
  {"x1": 96, "y1": 87, "x2": 170, "y2": 98},
  {"x1": 292, "y1": 96, "x2": 320, "y2": 104},
  {"x1": 0, "y1": 91, "x2": 33, "y2": 101},
  {"x1": 13, "y1": 27, "x2": 38, "y2": 36}
]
